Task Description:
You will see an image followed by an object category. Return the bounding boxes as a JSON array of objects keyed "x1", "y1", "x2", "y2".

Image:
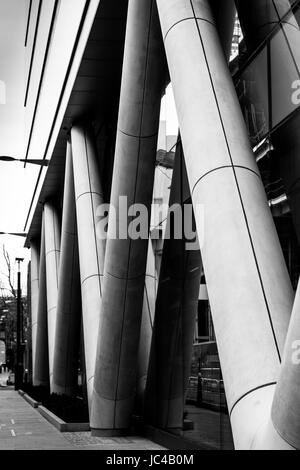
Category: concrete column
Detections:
[
  {"x1": 52, "y1": 142, "x2": 81, "y2": 396},
  {"x1": 71, "y1": 124, "x2": 105, "y2": 408},
  {"x1": 33, "y1": 213, "x2": 49, "y2": 388},
  {"x1": 156, "y1": 0, "x2": 294, "y2": 449},
  {"x1": 90, "y1": 0, "x2": 167, "y2": 436},
  {"x1": 136, "y1": 239, "x2": 157, "y2": 409},
  {"x1": 144, "y1": 143, "x2": 202, "y2": 430},
  {"x1": 271, "y1": 279, "x2": 300, "y2": 449},
  {"x1": 44, "y1": 202, "x2": 61, "y2": 387},
  {"x1": 30, "y1": 239, "x2": 40, "y2": 379}
]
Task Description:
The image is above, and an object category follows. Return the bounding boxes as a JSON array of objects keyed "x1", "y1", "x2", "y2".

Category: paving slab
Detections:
[{"x1": 0, "y1": 390, "x2": 166, "y2": 450}]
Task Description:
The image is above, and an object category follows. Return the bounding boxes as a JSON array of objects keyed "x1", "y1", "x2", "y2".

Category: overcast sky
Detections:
[
  {"x1": 0, "y1": 0, "x2": 35, "y2": 292},
  {"x1": 0, "y1": 0, "x2": 179, "y2": 294}
]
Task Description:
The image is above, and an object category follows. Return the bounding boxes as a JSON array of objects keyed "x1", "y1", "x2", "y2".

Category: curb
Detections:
[
  {"x1": 19, "y1": 391, "x2": 41, "y2": 408},
  {"x1": 38, "y1": 406, "x2": 90, "y2": 432},
  {"x1": 19, "y1": 391, "x2": 90, "y2": 433}
]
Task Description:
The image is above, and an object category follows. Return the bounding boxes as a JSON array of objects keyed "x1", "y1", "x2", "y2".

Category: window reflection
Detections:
[
  {"x1": 271, "y1": 28, "x2": 300, "y2": 127},
  {"x1": 235, "y1": 4, "x2": 300, "y2": 143},
  {"x1": 184, "y1": 299, "x2": 234, "y2": 450},
  {"x1": 281, "y1": 8, "x2": 300, "y2": 75},
  {"x1": 235, "y1": 0, "x2": 292, "y2": 56},
  {"x1": 235, "y1": 48, "x2": 269, "y2": 147}
]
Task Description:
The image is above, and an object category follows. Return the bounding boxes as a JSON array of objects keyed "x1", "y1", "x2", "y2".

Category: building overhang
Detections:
[{"x1": 25, "y1": 0, "x2": 129, "y2": 247}]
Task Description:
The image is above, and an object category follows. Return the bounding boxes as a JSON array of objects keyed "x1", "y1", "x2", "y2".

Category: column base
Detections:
[
  {"x1": 163, "y1": 427, "x2": 183, "y2": 436},
  {"x1": 91, "y1": 428, "x2": 130, "y2": 437},
  {"x1": 51, "y1": 384, "x2": 76, "y2": 397}
]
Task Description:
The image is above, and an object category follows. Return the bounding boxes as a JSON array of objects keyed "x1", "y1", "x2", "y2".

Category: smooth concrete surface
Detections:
[
  {"x1": 271, "y1": 277, "x2": 300, "y2": 450},
  {"x1": 136, "y1": 239, "x2": 157, "y2": 409},
  {"x1": 0, "y1": 389, "x2": 165, "y2": 450},
  {"x1": 156, "y1": 0, "x2": 294, "y2": 448},
  {"x1": 44, "y1": 202, "x2": 61, "y2": 388},
  {"x1": 71, "y1": 124, "x2": 105, "y2": 408},
  {"x1": 230, "y1": 385, "x2": 293, "y2": 450},
  {"x1": 33, "y1": 213, "x2": 50, "y2": 388},
  {"x1": 52, "y1": 142, "x2": 82, "y2": 396},
  {"x1": 145, "y1": 144, "x2": 202, "y2": 430},
  {"x1": 91, "y1": 0, "x2": 167, "y2": 435},
  {"x1": 30, "y1": 240, "x2": 40, "y2": 381}
]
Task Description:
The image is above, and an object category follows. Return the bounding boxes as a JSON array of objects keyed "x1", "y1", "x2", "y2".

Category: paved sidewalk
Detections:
[{"x1": 0, "y1": 390, "x2": 165, "y2": 450}]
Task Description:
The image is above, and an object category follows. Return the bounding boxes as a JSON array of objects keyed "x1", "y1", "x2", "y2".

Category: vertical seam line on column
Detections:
[
  {"x1": 189, "y1": 0, "x2": 281, "y2": 362},
  {"x1": 84, "y1": 129, "x2": 102, "y2": 297},
  {"x1": 144, "y1": 284, "x2": 153, "y2": 330},
  {"x1": 53, "y1": 208, "x2": 59, "y2": 290},
  {"x1": 64, "y1": 214, "x2": 77, "y2": 393},
  {"x1": 64, "y1": 154, "x2": 75, "y2": 392},
  {"x1": 113, "y1": 0, "x2": 154, "y2": 429}
]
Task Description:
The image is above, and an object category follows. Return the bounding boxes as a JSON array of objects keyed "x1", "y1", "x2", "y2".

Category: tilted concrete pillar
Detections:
[
  {"x1": 30, "y1": 239, "x2": 40, "y2": 379},
  {"x1": 156, "y1": 0, "x2": 294, "y2": 449},
  {"x1": 270, "y1": 280, "x2": 300, "y2": 450},
  {"x1": 52, "y1": 142, "x2": 81, "y2": 396},
  {"x1": 90, "y1": 0, "x2": 167, "y2": 435},
  {"x1": 71, "y1": 124, "x2": 105, "y2": 408},
  {"x1": 33, "y1": 214, "x2": 49, "y2": 388},
  {"x1": 136, "y1": 239, "x2": 157, "y2": 409},
  {"x1": 44, "y1": 202, "x2": 61, "y2": 387},
  {"x1": 145, "y1": 142, "x2": 202, "y2": 430}
]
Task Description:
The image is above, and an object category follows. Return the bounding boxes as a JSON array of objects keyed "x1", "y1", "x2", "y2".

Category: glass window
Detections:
[
  {"x1": 185, "y1": 339, "x2": 234, "y2": 450},
  {"x1": 235, "y1": 0, "x2": 292, "y2": 55},
  {"x1": 281, "y1": 8, "x2": 300, "y2": 75},
  {"x1": 271, "y1": 28, "x2": 300, "y2": 127},
  {"x1": 235, "y1": 47, "x2": 269, "y2": 147},
  {"x1": 274, "y1": 0, "x2": 295, "y2": 19}
]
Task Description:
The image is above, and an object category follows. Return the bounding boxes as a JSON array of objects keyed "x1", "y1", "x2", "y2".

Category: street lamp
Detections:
[
  {"x1": 15, "y1": 257, "x2": 24, "y2": 391},
  {"x1": 0, "y1": 156, "x2": 49, "y2": 166},
  {"x1": 0, "y1": 232, "x2": 27, "y2": 237}
]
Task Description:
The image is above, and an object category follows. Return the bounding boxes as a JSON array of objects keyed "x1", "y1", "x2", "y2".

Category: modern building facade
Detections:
[{"x1": 23, "y1": 0, "x2": 300, "y2": 449}]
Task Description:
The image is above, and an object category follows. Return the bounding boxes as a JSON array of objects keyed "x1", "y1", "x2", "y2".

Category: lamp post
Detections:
[
  {"x1": 0, "y1": 156, "x2": 49, "y2": 166},
  {"x1": 15, "y1": 258, "x2": 24, "y2": 390}
]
